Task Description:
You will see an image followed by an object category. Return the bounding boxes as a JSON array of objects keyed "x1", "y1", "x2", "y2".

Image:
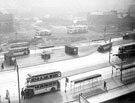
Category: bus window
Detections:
[
  {"x1": 50, "y1": 74, "x2": 53, "y2": 78},
  {"x1": 37, "y1": 77, "x2": 40, "y2": 81},
  {"x1": 52, "y1": 81, "x2": 56, "y2": 85},
  {"x1": 31, "y1": 78, "x2": 34, "y2": 82},
  {"x1": 49, "y1": 82, "x2": 52, "y2": 86},
  {"x1": 53, "y1": 74, "x2": 57, "y2": 78},
  {"x1": 27, "y1": 78, "x2": 30, "y2": 83},
  {"x1": 40, "y1": 84, "x2": 44, "y2": 89},
  {"x1": 33, "y1": 78, "x2": 36, "y2": 82},
  {"x1": 35, "y1": 77, "x2": 39, "y2": 81},
  {"x1": 44, "y1": 75, "x2": 49, "y2": 79},
  {"x1": 53, "y1": 73, "x2": 60, "y2": 77},
  {"x1": 58, "y1": 73, "x2": 61, "y2": 77},
  {"x1": 41, "y1": 76, "x2": 44, "y2": 80},
  {"x1": 44, "y1": 83, "x2": 48, "y2": 87},
  {"x1": 39, "y1": 76, "x2": 43, "y2": 80},
  {"x1": 35, "y1": 85, "x2": 40, "y2": 90}
]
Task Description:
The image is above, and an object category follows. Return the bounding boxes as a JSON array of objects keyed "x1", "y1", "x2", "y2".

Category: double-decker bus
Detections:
[
  {"x1": 36, "y1": 29, "x2": 51, "y2": 37},
  {"x1": 24, "y1": 70, "x2": 61, "y2": 98},
  {"x1": 123, "y1": 31, "x2": 135, "y2": 40},
  {"x1": 117, "y1": 43, "x2": 135, "y2": 59},
  {"x1": 118, "y1": 43, "x2": 135, "y2": 54},
  {"x1": 9, "y1": 42, "x2": 29, "y2": 48},
  {"x1": 67, "y1": 25, "x2": 88, "y2": 34},
  {"x1": 8, "y1": 46, "x2": 30, "y2": 56},
  {"x1": 6, "y1": 42, "x2": 30, "y2": 56}
]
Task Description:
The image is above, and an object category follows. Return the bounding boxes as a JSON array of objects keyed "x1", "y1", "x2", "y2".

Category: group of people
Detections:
[{"x1": 4, "y1": 88, "x2": 25, "y2": 103}]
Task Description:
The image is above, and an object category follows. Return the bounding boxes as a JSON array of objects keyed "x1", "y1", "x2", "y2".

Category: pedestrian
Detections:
[
  {"x1": 5, "y1": 90, "x2": 10, "y2": 103},
  {"x1": 8, "y1": 98, "x2": 10, "y2": 103},
  {"x1": 23, "y1": 89, "x2": 26, "y2": 100},
  {"x1": 104, "y1": 81, "x2": 107, "y2": 91},
  {"x1": 21, "y1": 88, "x2": 24, "y2": 99},
  {"x1": 0, "y1": 95, "x2": 1, "y2": 103},
  {"x1": 6, "y1": 90, "x2": 9, "y2": 99},
  {"x1": 65, "y1": 82, "x2": 67, "y2": 93},
  {"x1": 65, "y1": 77, "x2": 69, "y2": 93},
  {"x1": 1, "y1": 62, "x2": 4, "y2": 70}
]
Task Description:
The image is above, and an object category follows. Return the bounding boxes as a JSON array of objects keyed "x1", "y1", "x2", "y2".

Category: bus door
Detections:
[
  {"x1": 24, "y1": 88, "x2": 34, "y2": 99},
  {"x1": 57, "y1": 80, "x2": 60, "y2": 89}
]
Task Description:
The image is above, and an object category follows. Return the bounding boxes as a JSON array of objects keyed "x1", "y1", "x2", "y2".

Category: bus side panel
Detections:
[
  {"x1": 34, "y1": 85, "x2": 57, "y2": 95},
  {"x1": 34, "y1": 88, "x2": 49, "y2": 95}
]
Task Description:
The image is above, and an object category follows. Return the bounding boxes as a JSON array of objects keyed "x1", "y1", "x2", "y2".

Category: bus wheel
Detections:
[
  {"x1": 51, "y1": 87, "x2": 55, "y2": 92},
  {"x1": 30, "y1": 91, "x2": 34, "y2": 98}
]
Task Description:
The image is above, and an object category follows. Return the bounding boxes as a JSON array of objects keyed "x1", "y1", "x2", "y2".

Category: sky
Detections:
[{"x1": 0, "y1": 0, "x2": 134, "y2": 14}]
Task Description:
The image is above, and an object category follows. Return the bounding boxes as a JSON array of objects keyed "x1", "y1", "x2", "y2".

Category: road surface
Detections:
[{"x1": 0, "y1": 44, "x2": 120, "y2": 103}]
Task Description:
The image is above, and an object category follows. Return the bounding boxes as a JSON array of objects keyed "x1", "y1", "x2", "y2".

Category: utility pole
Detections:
[
  {"x1": 109, "y1": 37, "x2": 111, "y2": 63},
  {"x1": 121, "y1": 48, "x2": 124, "y2": 81},
  {"x1": 104, "y1": 26, "x2": 106, "y2": 43},
  {"x1": 16, "y1": 32, "x2": 17, "y2": 43},
  {"x1": 14, "y1": 59, "x2": 21, "y2": 103}
]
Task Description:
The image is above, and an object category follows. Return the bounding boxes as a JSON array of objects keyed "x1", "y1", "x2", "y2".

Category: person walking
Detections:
[
  {"x1": 21, "y1": 88, "x2": 24, "y2": 100},
  {"x1": 1, "y1": 62, "x2": 4, "y2": 70},
  {"x1": 5, "y1": 90, "x2": 10, "y2": 103},
  {"x1": 65, "y1": 77, "x2": 69, "y2": 93},
  {"x1": 104, "y1": 81, "x2": 107, "y2": 91},
  {"x1": 0, "y1": 95, "x2": 1, "y2": 103}
]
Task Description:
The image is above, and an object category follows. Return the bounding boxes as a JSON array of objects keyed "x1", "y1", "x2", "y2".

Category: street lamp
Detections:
[
  {"x1": 13, "y1": 58, "x2": 21, "y2": 103},
  {"x1": 104, "y1": 26, "x2": 106, "y2": 43},
  {"x1": 16, "y1": 32, "x2": 17, "y2": 42},
  {"x1": 109, "y1": 37, "x2": 112, "y2": 63}
]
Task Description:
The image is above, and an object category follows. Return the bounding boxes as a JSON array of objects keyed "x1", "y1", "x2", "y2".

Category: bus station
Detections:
[{"x1": 0, "y1": 1, "x2": 135, "y2": 102}]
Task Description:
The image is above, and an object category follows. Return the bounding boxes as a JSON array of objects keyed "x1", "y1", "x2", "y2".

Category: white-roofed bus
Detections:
[
  {"x1": 24, "y1": 70, "x2": 61, "y2": 98},
  {"x1": 67, "y1": 25, "x2": 88, "y2": 34}
]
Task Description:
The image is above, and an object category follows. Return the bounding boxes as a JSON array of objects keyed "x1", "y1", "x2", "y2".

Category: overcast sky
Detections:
[{"x1": 0, "y1": 0, "x2": 134, "y2": 14}]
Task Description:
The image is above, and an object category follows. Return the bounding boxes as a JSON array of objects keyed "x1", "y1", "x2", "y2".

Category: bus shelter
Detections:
[
  {"x1": 79, "y1": 93, "x2": 89, "y2": 103},
  {"x1": 119, "y1": 64, "x2": 135, "y2": 81},
  {"x1": 111, "y1": 63, "x2": 135, "y2": 81},
  {"x1": 70, "y1": 74, "x2": 102, "y2": 94},
  {"x1": 4, "y1": 53, "x2": 15, "y2": 65}
]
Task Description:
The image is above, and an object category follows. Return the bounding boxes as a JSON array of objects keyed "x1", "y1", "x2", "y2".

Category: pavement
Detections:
[{"x1": 62, "y1": 70, "x2": 135, "y2": 103}]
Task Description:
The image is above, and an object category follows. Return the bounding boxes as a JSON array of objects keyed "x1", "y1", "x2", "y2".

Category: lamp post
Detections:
[
  {"x1": 120, "y1": 48, "x2": 124, "y2": 81},
  {"x1": 104, "y1": 26, "x2": 106, "y2": 43},
  {"x1": 15, "y1": 32, "x2": 17, "y2": 43},
  {"x1": 13, "y1": 58, "x2": 21, "y2": 103},
  {"x1": 109, "y1": 52, "x2": 114, "y2": 78},
  {"x1": 109, "y1": 37, "x2": 112, "y2": 63}
]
